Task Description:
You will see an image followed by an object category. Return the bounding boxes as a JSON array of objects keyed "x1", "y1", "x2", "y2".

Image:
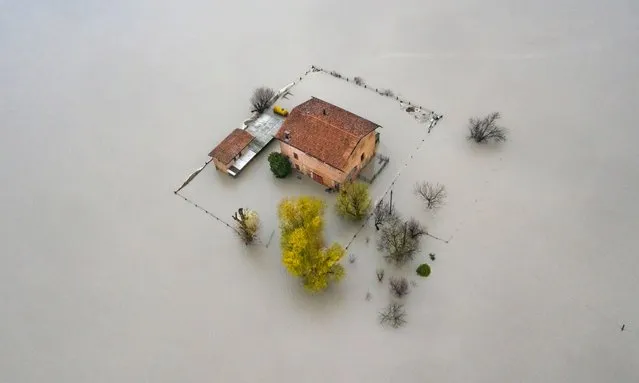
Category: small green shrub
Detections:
[
  {"x1": 416, "y1": 263, "x2": 431, "y2": 277},
  {"x1": 268, "y1": 152, "x2": 292, "y2": 178}
]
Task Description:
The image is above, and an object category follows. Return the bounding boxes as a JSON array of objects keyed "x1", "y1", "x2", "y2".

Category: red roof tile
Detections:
[
  {"x1": 275, "y1": 98, "x2": 379, "y2": 171},
  {"x1": 208, "y1": 128, "x2": 254, "y2": 165}
]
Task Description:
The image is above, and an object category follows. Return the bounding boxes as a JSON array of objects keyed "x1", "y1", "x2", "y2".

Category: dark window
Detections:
[
  {"x1": 294, "y1": 153, "x2": 298, "y2": 160},
  {"x1": 360, "y1": 153, "x2": 365, "y2": 162}
]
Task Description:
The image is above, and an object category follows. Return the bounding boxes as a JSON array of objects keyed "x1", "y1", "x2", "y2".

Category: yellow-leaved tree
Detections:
[{"x1": 279, "y1": 196, "x2": 346, "y2": 292}]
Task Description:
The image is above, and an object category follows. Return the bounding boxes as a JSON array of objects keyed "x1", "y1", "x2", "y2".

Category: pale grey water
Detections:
[{"x1": 1, "y1": 1, "x2": 638, "y2": 382}]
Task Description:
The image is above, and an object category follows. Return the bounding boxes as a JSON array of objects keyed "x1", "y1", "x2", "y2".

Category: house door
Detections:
[{"x1": 311, "y1": 172, "x2": 324, "y2": 185}]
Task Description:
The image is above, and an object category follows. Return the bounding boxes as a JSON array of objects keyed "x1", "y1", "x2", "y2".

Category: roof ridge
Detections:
[
  {"x1": 310, "y1": 97, "x2": 380, "y2": 128},
  {"x1": 305, "y1": 113, "x2": 359, "y2": 138}
]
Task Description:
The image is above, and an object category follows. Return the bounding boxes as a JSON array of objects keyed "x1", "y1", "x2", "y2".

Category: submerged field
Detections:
[
  {"x1": 184, "y1": 70, "x2": 432, "y2": 248},
  {"x1": 1, "y1": 0, "x2": 638, "y2": 382}
]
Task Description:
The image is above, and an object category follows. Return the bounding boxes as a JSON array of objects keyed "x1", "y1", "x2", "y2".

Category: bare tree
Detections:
[
  {"x1": 377, "y1": 216, "x2": 425, "y2": 266},
  {"x1": 376, "y1": 268, "x2": 385, "y2": 282},
  {"x1": 389, "y1": 277, "x2": 410, "y2": 298},
  {"x1": 467, "y1": 112, "x2": 507, "y2": 143},
  {"x1": 407, "y1": 218, "x2": 426, "y2": 239},
  {"x1": 353, "y1": 76, "x2": 365, "y2": 86},
  {"x1": 414, "y1": 182, "x2": 447, "y2": 210},
  {"x1": 250, "y1": 87, "x2": 275, "y2": 113},
  {"x1": 373, "y1": 199, "x2": 396, "y2": 230},
  {"x1": 379, "y1": 303, "x2": 407, "y2": 328}
]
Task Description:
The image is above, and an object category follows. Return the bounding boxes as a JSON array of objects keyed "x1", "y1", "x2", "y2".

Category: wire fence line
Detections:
[
  {"x1": 173, "y1": 63, "x2": 443, "y2": 248},
  {"x1": 175, "y1": 192, "x2": 240, "y2": 235},
  {"x1": 173, "y1": 158, "x2": 213, "y2": 194},
  {"x1": 310, "y1": 65, "x2": 441, "y2": 119},
  {"x1": 343, "y1": 118, "x2": 440, "y2": 250}
]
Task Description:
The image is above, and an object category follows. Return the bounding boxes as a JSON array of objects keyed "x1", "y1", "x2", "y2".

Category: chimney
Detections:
[
  {"x1": 323, "y1": 109, "x2": 327, "y2": 115},
  {"x1": 284, "y1": 130, "x2": 290, "y2": 142}
]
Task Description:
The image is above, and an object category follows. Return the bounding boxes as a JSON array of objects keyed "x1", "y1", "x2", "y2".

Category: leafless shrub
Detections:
[
  {"x1": 414, "y1": 182, "x2": 447, "y2": 210},
  {"x1": 353, "y1": 76, "x2": 365, "y2": 86},
  {"x1": 250, "y1": 87, "x2": 275, "y2": 113},
  {"x1": 329, "y1": 70, "x2": 342, "y2": 78},
  {"x1": 348, "y1": 253, "x2": 357, "y2": 263},
  {"x1": 410, "y1": 280, "x2": 418, "y2": 288},
  {"x1": 467, "y1": 112, "x2": 507, "y2": 143},
  {"x1": 373, "y1": 199, "x2": 396, "y2": 231},
  {"x1": 376, "y1": 268, "x2": 385, "y2": 282},
  {"x1": 407, "y1": 218, "x2": 426, "y2": 239},
  {"x1": 389, "y1": 277, "x2": 410, "y2": 298},
  {"x1": 379, "y1": 303, "x2": 407, "y2": 328},
  {"x1": 365, "y1": 291, "x2": 372, "y2": 301},
  {"x1": 377, "y1": 217, "x2": 425, "y2": 266},
  {"x1": 378, "y1": 154, "x2": 390, "y2": 162},
  {"x1": 380, "y1": 88, "x2": 395, "y2": 97}
]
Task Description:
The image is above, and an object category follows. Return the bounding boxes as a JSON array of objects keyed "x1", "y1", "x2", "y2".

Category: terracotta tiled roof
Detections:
[
  {"x1": 208, "y1": 128, "x2": 254, "y2": 165},
  {"x1": 275, "y1": 98, "x2": 379, "y2": 171}
]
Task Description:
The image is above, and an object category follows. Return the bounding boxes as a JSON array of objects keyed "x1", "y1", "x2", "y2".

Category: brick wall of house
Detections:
[
  {"x1": 280, "y1": 142, "x2": 345, "y2": 187},
  {"x1": 345, "y1": 131, "x2": 377, "y2": 179},
  {"x1": 213, "y1": 158, "x2": 229, "y2": 173},
  {"x1": 212, "y1": 147, "x2": 249, "y2": 174},
  {"x1": 279, "y1": 130, "x2": 377, "y2": 187}
]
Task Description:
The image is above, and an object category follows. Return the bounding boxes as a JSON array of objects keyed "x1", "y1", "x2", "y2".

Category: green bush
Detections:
[
  {"x1": 416, "y1": 263, "x2": 431, "y2": 277},
  {"x1": 268, "y1": 152, "x2": 292, "y2": 178}
]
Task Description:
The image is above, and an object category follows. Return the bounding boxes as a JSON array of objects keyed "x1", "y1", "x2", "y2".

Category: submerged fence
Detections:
[
  {"x1": 343, "y1": 117, "x2": 441, "y2": 251},
  {"x1": 173, "y1": 64, "x2": 444, "y2": 248}
]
